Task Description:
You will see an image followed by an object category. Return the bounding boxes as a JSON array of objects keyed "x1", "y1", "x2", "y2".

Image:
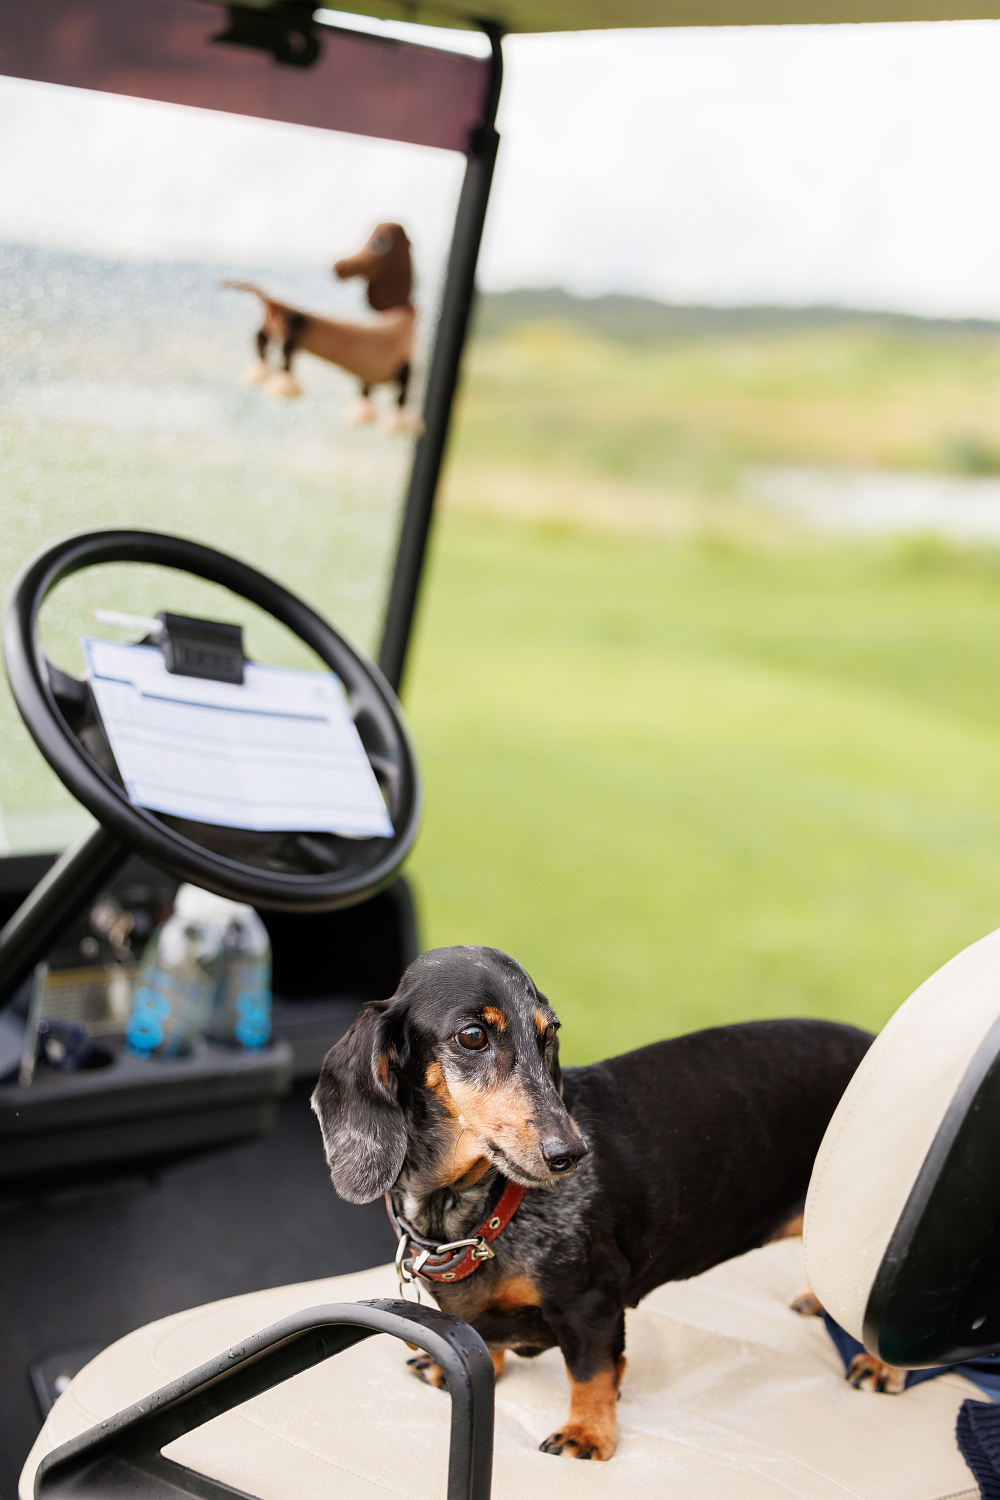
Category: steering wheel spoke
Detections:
[
  {"x1": 43, "y1": 658, "x2": 90, "y2": 729},
  {"x1": 295, "y1": 834, "x2": 343, "y2": 872}
]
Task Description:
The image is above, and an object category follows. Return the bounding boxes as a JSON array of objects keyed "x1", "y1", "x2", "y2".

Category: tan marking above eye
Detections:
[
  {"x1": 375, "y1": 1053, "x2": 390, "y2": 1087},
  {"x1": 534, "y1": 1010, "x2": 552, "y2": 1036},
  {"x1": 482, "y1": 1005, "x2": 508, "y2": 1031}
]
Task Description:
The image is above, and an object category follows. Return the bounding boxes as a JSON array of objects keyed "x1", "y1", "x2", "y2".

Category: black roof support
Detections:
[{"x1": 378, "y1": 25, "x2": 503, "y2": 693}]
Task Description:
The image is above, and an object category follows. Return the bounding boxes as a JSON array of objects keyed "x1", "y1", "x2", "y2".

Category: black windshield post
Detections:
[
  {"x1": 377, "y1": 24, "x2": 503, "y2": 695},
  {"x1": 0, "y1": 825, "x2": 129, "y2": 1008}
]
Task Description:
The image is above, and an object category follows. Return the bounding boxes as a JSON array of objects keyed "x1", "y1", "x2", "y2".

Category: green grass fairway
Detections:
[
  {"x1": 453, "y1": 320, "x2": 1000, "y2": 486},
  {"x1": 405, "y1": 514, "x2": 1000, "y2": 1064}
]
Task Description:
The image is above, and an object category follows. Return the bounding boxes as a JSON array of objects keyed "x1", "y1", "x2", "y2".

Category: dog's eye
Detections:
[
  {"x1": 456, "y1": 1025, "x2": 487, "y2": 1051},
  {"x1": 543, "y1": 1024, "x2": 557, "y2": 1045}
]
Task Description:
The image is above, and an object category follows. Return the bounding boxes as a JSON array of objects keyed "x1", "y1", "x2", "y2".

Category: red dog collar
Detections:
[{"x1": 387, "y1": 1178, "x2": 528, "y2": 1288}]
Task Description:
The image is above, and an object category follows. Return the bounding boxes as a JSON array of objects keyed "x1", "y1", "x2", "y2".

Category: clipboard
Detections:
[{"x1": 84, "y1": 637, "x2": 394, "y2": 838}]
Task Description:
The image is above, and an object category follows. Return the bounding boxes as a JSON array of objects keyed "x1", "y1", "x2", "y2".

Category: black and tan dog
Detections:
[
  {"x1": 312, "y1": 946, "x2": 872, "y2": 1460},
  {"x1": 225, "y1": 222, "x2": 423, "y2": 432}
]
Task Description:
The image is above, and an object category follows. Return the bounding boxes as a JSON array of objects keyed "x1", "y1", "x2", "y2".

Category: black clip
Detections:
[
  {"x1": 157, "y1": 614, "x2": 245, "y2": 686},
  {"x1": 212, "y1": 3, "x2": 322, "y2": 68}
]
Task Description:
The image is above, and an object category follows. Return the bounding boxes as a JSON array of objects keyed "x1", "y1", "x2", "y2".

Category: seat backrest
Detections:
[{"x1": 804, "y1": 926, "x2": 1000, "y2": 1369}]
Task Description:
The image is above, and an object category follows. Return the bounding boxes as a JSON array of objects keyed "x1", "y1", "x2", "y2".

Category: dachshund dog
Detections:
[
  {"x1": 225, "y1": 223, "x2": 423, "y2": 434},
  {"x1": 312, "y1": 946, "x2": 873, "y2": 1461}
]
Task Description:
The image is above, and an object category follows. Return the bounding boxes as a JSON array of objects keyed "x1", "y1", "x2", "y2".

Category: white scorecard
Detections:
[{"x1": 83, "y1": 637, "x2": 394, "y2": 838}]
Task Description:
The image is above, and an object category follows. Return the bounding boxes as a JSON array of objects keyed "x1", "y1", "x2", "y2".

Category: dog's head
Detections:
[
  {"x1": 310, "y1": 946, "x2": 588, "y2": 1204},
  {"x1": 333, "y1": 222, "x2": 412, "y2": 312}
]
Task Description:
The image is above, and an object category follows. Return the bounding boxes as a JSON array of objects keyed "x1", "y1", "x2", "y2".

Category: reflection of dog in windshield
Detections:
[{"x1": 225, "y1": 223, "x2": 423, "y2": 434}]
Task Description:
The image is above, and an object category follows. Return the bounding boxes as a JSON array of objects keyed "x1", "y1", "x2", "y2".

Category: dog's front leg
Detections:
[
  {"x1": 539, "y1": 1302, "x2": 626, "y2": 1461},
  {"x1": 408, "y1": 1347, "x2": 506, "y2": 1387},
  {"x1": 539, "y1": 1358, "x2": 626, "y2": 1461},
  {"x1": 242, "y1": 327, "x2": 272, "y2": 387}
]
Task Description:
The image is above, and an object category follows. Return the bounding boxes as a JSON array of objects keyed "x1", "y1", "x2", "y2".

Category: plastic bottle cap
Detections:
[{"x1": 173, "y1": 883, "x2": 255, "y2": 925}]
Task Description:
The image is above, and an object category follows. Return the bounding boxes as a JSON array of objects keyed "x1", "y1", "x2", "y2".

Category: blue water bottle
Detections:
[
  {"x1": 124, "y1": 885, "x2": 222, "y2": 1059},
  {"x1": 206, "y1": 903, "x2": 272, "y2": 1052}
]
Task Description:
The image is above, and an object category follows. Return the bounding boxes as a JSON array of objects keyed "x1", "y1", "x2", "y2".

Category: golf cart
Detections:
[{"x1": 3, "y1": 2, "x2": 1000, "y2": 1499}]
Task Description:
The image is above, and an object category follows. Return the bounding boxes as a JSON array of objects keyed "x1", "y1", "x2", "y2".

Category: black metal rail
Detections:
[
  {"x1": 378, "y1": 25, "x2": 504, "y2": 694},
  {"x1": 0, "y1": 824, "x2": 128, "y2": 1007},
  {"x1": 34, "y1": 1299, "x2": 495, "y2": 1500}
]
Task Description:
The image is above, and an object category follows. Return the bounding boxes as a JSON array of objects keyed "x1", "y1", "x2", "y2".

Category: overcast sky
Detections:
[
  {"x1": 487, "y1": 22, "x2": 1000, "y2": 317},
  {"x1": 3, "y1": 19, "x2": 1000, "y2": 316}
]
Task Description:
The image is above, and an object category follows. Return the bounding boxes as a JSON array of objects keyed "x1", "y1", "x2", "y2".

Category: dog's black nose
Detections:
[{"x1": 541, "y1": 1135, "x2": 589, "y2": 1173}]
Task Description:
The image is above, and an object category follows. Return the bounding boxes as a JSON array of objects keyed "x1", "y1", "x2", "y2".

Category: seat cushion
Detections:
[
  {"x1": 805, "y1": 924, "x2": 1000, "y2": 1343},
  {"x1": 20, "y1": 1240, "x2": 979, "y2": 1500}
]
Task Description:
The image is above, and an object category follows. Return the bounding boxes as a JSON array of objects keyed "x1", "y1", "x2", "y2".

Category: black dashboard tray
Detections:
[{"x1": 0, "y1": 1040, "x2": 294, "y2": 1192}]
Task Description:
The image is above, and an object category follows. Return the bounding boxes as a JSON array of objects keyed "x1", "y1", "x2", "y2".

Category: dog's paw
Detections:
[
  {"x1": 346, "y1": 396, "x2": 378, "y2": 425},
  {"x1": 407, "y1": 1354, "x2": 448, "y2": 1390},
  {"x1": 539, "y1": 1424, "x2": 615, "y2": 1461},
  {"x1": 790, "y1": 1283, "x2": 824, "y2": 1317},
  {"x1": 382, "y1": 409, "x2": 426, "y2": 437},
  {"x1": 241, "y1": 361, "x2": 271, "y2": 387},
  {"x1": 846, "y1": 1352, "x2": 907, "y2": 1394},
  {"x1": 264, "y1": 370, "x2": 302, "y2": 399}
]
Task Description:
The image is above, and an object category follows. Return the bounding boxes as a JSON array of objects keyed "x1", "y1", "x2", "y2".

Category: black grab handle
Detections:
[{"x1": 34, "y1": 1299, "x2": 495, "y2": 1500}]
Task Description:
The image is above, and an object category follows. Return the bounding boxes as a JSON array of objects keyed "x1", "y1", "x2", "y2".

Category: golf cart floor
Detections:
[{"x1": 1, "y1": 1086, "x2": 396, "y2": 1499}]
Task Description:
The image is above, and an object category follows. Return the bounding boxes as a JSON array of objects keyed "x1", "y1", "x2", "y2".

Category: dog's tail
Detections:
[{"x1": 221, "y1": 279, "x2": 270, "y2": 304}]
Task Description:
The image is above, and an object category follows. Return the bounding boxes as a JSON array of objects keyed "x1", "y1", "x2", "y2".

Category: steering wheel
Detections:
[{"x1": 2, "y1": 530, "x2": 421, "y2": 911}]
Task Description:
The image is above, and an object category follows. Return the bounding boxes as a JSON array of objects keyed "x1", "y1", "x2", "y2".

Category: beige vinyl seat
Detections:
[
  {"x1": 22, "y1": 925, "x2": 1000, "y2": 1500},
  {"x1": 806, "y1": 924, "x2": 1000, "y2": 1367}
]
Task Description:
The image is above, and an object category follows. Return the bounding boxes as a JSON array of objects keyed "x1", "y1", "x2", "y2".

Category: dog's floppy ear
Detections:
[
  {"x1": 367, "y1": 224, "x2": 412, "y2": 312},
  {"x1": 311, "y1": 998, "x2": 406, "y2": 1203}
]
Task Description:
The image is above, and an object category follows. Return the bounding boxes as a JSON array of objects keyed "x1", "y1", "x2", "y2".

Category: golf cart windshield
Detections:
[{"x1": 0, "y1": 0, "x2": 492, "y2": 859}]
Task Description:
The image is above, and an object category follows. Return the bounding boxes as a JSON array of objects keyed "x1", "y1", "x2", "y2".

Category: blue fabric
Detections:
[
  {"x1": 958, "y1": 1402, "x2": 1000, "y2": 1500},
  {"x1": 822, "y1": 1314, "x2": 1000, "y2": 1497},
  {"x1": 822, "y1": 1314, "x2": 1000, "y2": 1397}
]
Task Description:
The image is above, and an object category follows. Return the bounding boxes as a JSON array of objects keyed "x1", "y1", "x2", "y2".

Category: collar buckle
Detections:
[
  {"x1": 432, "y1": 1235, "x2": 495, "y2": 1262},
  {"x1": 387, "y1": 1179, "x2": 527, "y2": 1287},
  {"x1": 394, "y1": 1231, "x2": 422, "y2": 1302}
]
